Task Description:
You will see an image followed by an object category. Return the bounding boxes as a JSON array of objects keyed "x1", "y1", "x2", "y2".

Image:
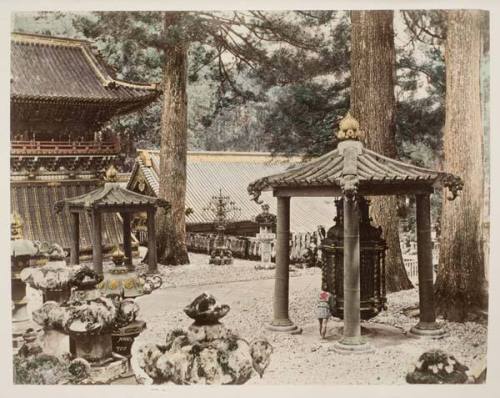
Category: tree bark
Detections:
[
  {"x1": 157, "y1": 11, "x2": 190, "y2": 265},
  {"x1": 350, "y1": 10, "x2": 413, "y2": 292},
  {"x1": 434, "y1": 10, "x2": 486, "y2": 321}
]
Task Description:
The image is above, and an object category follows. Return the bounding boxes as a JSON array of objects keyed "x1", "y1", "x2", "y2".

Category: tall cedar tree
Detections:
[
  {"x1": 71, "y1": 11, "x2": 323, "y2": 264},
  {"x1": 350, "y1": 10, "x2": 413, "y2": 292},
  {"x1": 434, "y1": 10, "x2": 487, "y2": 321},
  {"x1": 158, "y1": 12, "x2": 190, "y2": 264}
]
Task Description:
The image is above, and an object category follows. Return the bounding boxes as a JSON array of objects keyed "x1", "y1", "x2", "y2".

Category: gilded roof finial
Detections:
[
  {"x1": 336, "y1": 112, "x2": 365, "y2": 142},
  {"x1": 11, "y1": 212, "x2": 23, "y2": 240},
  {"x1": 105, "y1": 164, "x2": 118, "y2": 182}
]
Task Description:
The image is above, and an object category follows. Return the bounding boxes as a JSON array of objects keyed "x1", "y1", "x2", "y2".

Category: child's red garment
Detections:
[{"x1": 317, "y1": 290, "x2": 333, "y2": 319}]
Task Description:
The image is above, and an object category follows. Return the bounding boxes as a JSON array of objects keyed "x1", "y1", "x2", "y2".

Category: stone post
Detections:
[
  {"x1": 92, "y1": 211, "x2": 103, "y2": 276},
  {"x1": 333, "y1": 196, "x2": 373, "y2": 353},
  {"x1": 266, "y1": 196, "x2": 301, "y2": 334},
  {"x1": 255, "y1": 204, "x2": 276, "y2": 270},
  {"x1": 122, "y1": 212, "x2": 133, "y2": 270},
  {"x1": 410, "y1": 194, "x2": 446, "y2": 338},
  {"x1": 147, "y1": 207, "x2": 157, "y2": 274},
  {"x1": 70, "y1": 212, "x2": 80, "y2": 265}
]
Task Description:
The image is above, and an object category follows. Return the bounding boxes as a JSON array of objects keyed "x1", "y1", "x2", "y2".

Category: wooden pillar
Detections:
[
  {"x1": 410, "y1": 194, "x2": 445, "y2": 337},
  {"x1": 122, "y1": 212, "x2": 133, "y2": 270},
  {"x1": 267, "y1": 196, "x2": 301, "y2": 333},
  {"x1": 92, "y1": 210, "x2": 103, "y2": 275},
  {"x1": 147, "y1": 207, "x2": 157, "y2": 274},
  {"x1": 334, "y1": 196, "x2": 373, "y2": 353},
  {"x1": 70, "y1": 212, "x2": 80, "y2": 265}
]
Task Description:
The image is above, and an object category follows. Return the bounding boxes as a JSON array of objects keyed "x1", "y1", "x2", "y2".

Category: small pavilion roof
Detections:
[
  {"x1": 248, "y1": 113, "x2": 463, "y2": 201},
  {"x1": 54, "y1": 167, "x2": 169, "y2": 213},
  {"x1": 11, "y1": 32, "x2": 160, "y2": 111}
]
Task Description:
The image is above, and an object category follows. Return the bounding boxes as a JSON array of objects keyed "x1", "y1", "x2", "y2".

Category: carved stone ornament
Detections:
[{"x1": 336, "y1": 112, "x2": 366, "y2": 142}]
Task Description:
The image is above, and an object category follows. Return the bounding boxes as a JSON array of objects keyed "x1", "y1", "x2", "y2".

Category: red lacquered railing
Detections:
[{"x1": 11, "y1": 138, "x2": 121, "y2": 156}]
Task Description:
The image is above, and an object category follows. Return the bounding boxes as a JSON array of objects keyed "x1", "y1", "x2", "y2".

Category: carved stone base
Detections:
[
  {"x1": 254, "y1": 263, "x2": 276, "y2": 270},
  {"x1": 332, "y1": 336, "x2": 375, "y2": 355},
  {"x1": 266, "y1": 320, "x2": 302, "y2": 334},
  {"x1": 70, "y1": 332, "x2": 113, "y2": 363},
  {"x1": 81, "y1": 354, "x2": 128, "y2": 384},
  {"x1": 42, "y1": 329, "x2": 70, "y2": 357},
  {"x1": 409, "y1": 322, "x2": 447, "y2": 339}
]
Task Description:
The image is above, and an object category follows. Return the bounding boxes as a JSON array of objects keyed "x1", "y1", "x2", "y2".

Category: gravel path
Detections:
[{"x1": 128, "y1": 253, "x2": 487, "y2": 385}]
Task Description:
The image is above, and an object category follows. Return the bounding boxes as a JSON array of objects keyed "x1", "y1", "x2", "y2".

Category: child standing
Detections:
[{"x1": 317, "y1": 288, "x2": 334, "y2": 339}]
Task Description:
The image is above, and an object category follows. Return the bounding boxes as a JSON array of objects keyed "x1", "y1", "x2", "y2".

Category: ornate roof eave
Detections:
[
  {"x1": 54, "y1": 181, "x2": 170, "y2": 213},
  {"x1": 11, "y1": 92, "x2": 160, "y2": 106},
  {"x1": 247, "y1": 113, "x2": 464, "y2": 203}
]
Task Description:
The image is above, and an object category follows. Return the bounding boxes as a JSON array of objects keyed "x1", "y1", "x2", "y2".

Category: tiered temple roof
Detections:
[
  {"x1": 11, "y1": 32, "x2": 160, "y2": 138},
  {"x1": 10, "y1": 32, "x2": 161, "y2": 254}
]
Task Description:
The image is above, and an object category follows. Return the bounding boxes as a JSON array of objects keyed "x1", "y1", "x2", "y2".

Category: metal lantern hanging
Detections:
[{"x1": 321, "y1": 197, "x2": 387, "y2": 320}]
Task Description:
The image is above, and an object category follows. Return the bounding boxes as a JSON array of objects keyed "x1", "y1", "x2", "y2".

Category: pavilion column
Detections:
[
  {"x1": 147, "y1": 207, "x2": 157, "y2": 274},
  {"x1": 122, "y1": 212, "x2": 133, "y2": 270},
  {"x1": 92, "y1": 210, "x2": 103, "y2": 275},
  {"x1": 334, "y1": 195, "x2": 373, "y2": 354},
  {"x1": 70, "y1": 212, "x2": 80, "y2": 265},
  {"x1": 410, "y1": 193, "x2": 445, "y2": 338},
  {"x1": 266, "y1": 196, "x2": 301, "y2": 334}
]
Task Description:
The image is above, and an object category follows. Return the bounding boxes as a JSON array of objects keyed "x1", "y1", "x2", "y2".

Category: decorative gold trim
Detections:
[
  {"x1": 337, "y1": 112, "x2": 366, "y2": 142},
  {"x1": 11, "y1": 212, "x2": 23, "y2": 240}
]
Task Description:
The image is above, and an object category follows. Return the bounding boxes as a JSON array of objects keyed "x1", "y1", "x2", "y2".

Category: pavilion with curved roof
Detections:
[{"x1": 248, "y1": 112, "x2": 463, "y2": 353}]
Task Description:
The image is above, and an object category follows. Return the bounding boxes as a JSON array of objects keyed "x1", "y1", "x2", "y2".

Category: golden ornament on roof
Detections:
[
  {"x1": 337, "y1": 112, "x2": 365, "y2": 142},
  {"x1": 11, "y1": 212, "x2": 24, "y2": 240},
  {"x1": 105, "y1": 164, "x2": 118, "y2": 182}
]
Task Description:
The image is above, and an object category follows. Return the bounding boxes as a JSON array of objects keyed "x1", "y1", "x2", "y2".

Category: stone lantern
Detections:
[
  {"x1": 11, "y1": 212, "x2": 44, "y2": 349},
  {"x1": 321, "y1": 197, "x2": 387, "y2": 320},
  {"x1": 255, "y1": 204, "x2": 277, "y2": 270}
]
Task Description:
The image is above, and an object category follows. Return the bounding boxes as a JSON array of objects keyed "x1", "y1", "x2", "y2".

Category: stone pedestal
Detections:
[
  {"x1": 43, "y1": 287, "x2": 72, "y2": 304},
  {"x1": 12, "y1": 278, "x2": 42, "y2": 351},
  {"x1": 40, "y1": 329, "x2": 70, "y2": 357},
  {"x1": 111, "y1": 320, "x2": 146, "y2": 377},
  {"x1": 332, "y1": 337, "x2": 374, "y2": 355},
  {"x1": 82, "y1": 354, "x2": 128, "y2": 384},
  {"x1": 70, "y1": 331, "x2": 113, "y2": 364},
  {"x1": 255, "y1": 230, "x2": 275, "y2": 270},
  {"x1": 409, "y1": 321, "x2": 447, "y2": 339}
]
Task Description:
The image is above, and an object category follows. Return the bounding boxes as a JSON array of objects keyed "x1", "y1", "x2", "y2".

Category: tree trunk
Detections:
[
  {"x1": 434, "y1": 10, "x2": 486, "y2": 321},
  {"x1": 350, "y1": 10, "x2": 413, "y2": 292},
  {"x1": 157, "y1": 11, "x2": 190, "y2": 265}
]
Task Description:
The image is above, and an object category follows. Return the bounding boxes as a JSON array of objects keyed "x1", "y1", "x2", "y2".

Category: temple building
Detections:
[
  {"x1": 10, "y1": 32, "x2": 160, "y2": 255},
  {"x1": 128, "y1": 150, "x2": 336, "y2": 235}
]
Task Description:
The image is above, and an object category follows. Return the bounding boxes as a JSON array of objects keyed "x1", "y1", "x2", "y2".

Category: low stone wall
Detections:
[{"x1": 186, "y1": 231, "x2": 322, "y2": 264}]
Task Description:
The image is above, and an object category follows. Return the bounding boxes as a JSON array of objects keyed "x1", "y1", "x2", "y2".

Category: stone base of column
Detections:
[
  {"x1": 409, "y1": 321, "x2": 447, "y2": 339},
  {"x1": 266, "y1": 319, "x2": 302, "y2": 334},
  {"x1": 332, "y1": 336, "x2": 374, "y2": 355}
]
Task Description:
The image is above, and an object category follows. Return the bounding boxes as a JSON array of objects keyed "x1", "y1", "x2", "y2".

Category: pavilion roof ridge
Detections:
[
  {"x1": 54, "y1": 181, "x2": 169, "y2": 213},
  {"x1": 247, "y1": 138, "x2": 464, "y2": 203}
]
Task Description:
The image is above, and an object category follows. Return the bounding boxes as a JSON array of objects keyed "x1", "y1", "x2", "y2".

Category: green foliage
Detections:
[
  {"x1": 13, "y1": 353, "x2": 69, "y2": 384},
  {"x1": 11, "y1": 10, "x2": 449, "y2": 165}
]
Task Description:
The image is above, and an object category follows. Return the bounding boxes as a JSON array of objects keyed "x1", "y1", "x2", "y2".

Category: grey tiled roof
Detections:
[
  {"x1": 248, "y1": 140, "x2": 464, "y2": 201},
  {"x1": 54, "y1": 182, "x2": 168, "y2": 211},
  {"x1": 128, "y1": 151, "x2": 337, "y2": 233},
  {"x1": 11, "y1": 32, "x2": 160, "y2": 106}
]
